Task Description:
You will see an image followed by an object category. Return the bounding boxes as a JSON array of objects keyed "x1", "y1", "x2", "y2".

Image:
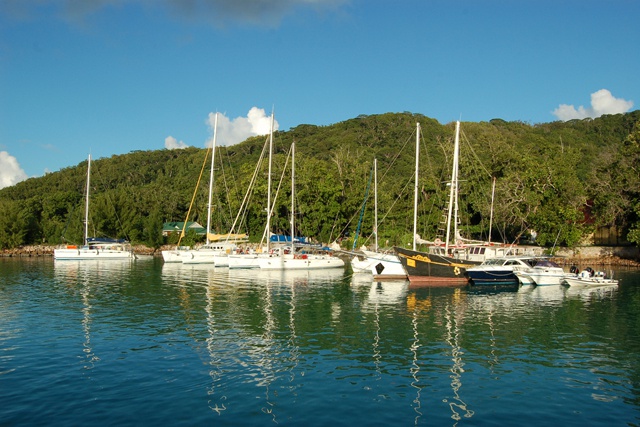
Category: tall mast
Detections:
[
  {"x1": 445, "y1": 121, "x2": 460, "y2": 251},
  {"x1": 290, "y1": 142, "x2": 295, "y2": 252},
  {"x1": 266, "y1": 112, "x2": 274, "y2": 252},
  {"x1": 206, "y1": 112, "x2": 218, "y2": 245},
  {"x1": 412, "y1": 123, "x2": 420, "y2": 251},
  {"x1": 84, "y1": 154, "x2": 91, "y2": 246},
  {"x1": 489, "y1": 176, "x2": 496, "y2": 244},
  {"x1": 374, "y1": 158, "x2": 378, "y2": 252}
]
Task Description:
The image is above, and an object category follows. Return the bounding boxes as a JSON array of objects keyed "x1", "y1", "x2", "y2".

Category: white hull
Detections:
[
  {"x1": 161, "y1": 248, "x2": 190, "y2": 263},
  {"x1": 351, "y1": 250, "x2": 406, "y2": 279},
  {"x1": 54, "y1": 247, "x2": 134, "y2": 260},
  {"x1": 516, "y1": 269, "x2": 575, "y2": 286},
  {"x1": 227, "y1": 253, "x2": 264, "y2": 269},
  {"x1": 258, "y1": 254, "x2": 345, "y2": 270},
  {"x1": 563, "y1": 277, "x2": 619, "y2": 287},
  {"x1": 181, "y1": 250, "x2": 229, "y2": 266}
]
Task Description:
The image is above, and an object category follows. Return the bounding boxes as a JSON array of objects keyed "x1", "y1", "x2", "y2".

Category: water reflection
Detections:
[
  {"x1": 565, "y1": 284, "x2": 618, "y2": 303},
  {"x1": 2, "y1": 259, "x2": 638, "y2": 426},
  {"x1": 205, "y1": 281, "x2": 227, "y2": 415},
  {"x1": 443, "y1": 300, "x2": 474, "y2": 424},
  {"x1": 54, "y1": 260, "x2": 135, "y2": 371}
]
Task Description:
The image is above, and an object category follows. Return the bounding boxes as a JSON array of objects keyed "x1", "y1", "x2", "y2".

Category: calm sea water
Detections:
[{"x1": 1, "y1": 257, "x2": 639, "y2": 426}]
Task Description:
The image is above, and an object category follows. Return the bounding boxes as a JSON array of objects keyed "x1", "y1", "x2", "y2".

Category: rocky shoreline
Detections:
[{"x1": 2, "y1": 244, "x2": 639, "y2": 268}]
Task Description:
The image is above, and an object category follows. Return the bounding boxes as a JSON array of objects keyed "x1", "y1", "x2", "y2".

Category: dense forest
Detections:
[{"x1": 1, "y1": 111, "x2": 639, "y2": 251}]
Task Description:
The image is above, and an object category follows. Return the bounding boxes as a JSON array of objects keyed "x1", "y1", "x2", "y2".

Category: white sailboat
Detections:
[
  {"x1": 258, "y1": 142, "x2": 345, "y2": 270},
  {"x1": 182, "y1": 113, "x2": 245, "y2": 266},
  {"x1": 54, "y1": 155, "x2": 135, "y2": 260},
  {"x1": 227, "y1": 112, "x2": 277, "y2": 269},
  {"x1": 350, "y1": 153, "x2": 406, "y2": 279}
]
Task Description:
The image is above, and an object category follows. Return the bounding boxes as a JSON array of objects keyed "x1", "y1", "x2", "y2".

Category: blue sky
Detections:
[{"x1": 1, "y1": 0, "x2": 638, "y2": 188}]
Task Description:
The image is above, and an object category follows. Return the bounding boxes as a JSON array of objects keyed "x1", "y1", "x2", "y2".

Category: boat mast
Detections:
[
  {"x1": 374, "y1": 158, "x2": 378, "y2": 252},
  {"x1": 489, "y1": 176, "x2": 496, "y2": 244},
  {"x1": 290, "y1": 142, "x2": 295, "y2": 253},
  {"x1": 206, "y1": 112, "x2": 218, "y2": 246},
  {"x1": 453, "y1": 121, "x2": 460, "y2": 246},
  {"x1": 445, "y1": 121, "x2": 460, "y2": 252},
  {"x1": 266, "y1": 112, "x2": 274, "y2": 252},
  {"x1": 84, "y1": 154, "x2": 91, "y2": 246},
  {"x1": 412, "y1": 122, "x2": 420, "y2": 251}
]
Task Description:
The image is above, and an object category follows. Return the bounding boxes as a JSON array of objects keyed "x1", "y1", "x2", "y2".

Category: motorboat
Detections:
[
  {"x1": 563, "y1": 268, "x2": 619, "y2": 287},
  {"x1": 513, "y1": 259, "x2": 576, "y2": 286},
  {"x1": 465, "y1": 256, "x2": 537, "y2": 286}
]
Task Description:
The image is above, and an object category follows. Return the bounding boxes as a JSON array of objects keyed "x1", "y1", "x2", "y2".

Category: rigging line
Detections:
[
  {"x1": 92, "y1": 162, "x2": 131, "y2": 242},
  {"x1": 218, "y1": 146, "x2": 240, "y2": 230},
  {"x1": 262, "y1": 144, "x2": 292, "y2": 244},
  {"x1": 353, "y1": 162, "x2": 374, "y2": 251},
  {"x1": 225, "y1": 135, "x2": 269, "y2": 241},
  {"x1": 214, "y1": 146, "x2": 232, "y2": 228},
  {"x1": 378, "y1": 127, "x2": 416, "y2": 183},
  {"x1": 459, "y1": 128, "x2": 492, "y2": 178},
  {"x1": 178, "y1": 145, "x2": 212, "y2": 246}
]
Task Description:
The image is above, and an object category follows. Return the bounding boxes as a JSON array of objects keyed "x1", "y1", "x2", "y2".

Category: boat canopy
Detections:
[
  {"x1": 269, "y1": 234, "x2": 308, "y2": 244},
  {"x1": 207, "y1": 233, "x2": 249, "y2": 242},
  {"x1": 87, "y1": 237, "x2": 128, "y2": 244}
]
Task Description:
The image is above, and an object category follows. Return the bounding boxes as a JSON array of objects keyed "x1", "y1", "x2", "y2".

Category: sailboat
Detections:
[
  {"x1": 182, "y1": 113, "x2": 247, "y2": 266},
  {"x1": 258, "y1": 142, "x2": 345, "y2": 270},
  {"x1": 54, "y1": 155, "x2": 135, "y2": 260},
  {"x1": 227, "y1": 112, "x2": 278, "y2": 269},
  {"x1": 394, "y1": 121, "x2": 527, "y2": 285},
  {"x1": 350, "y1": 157, "x2": 406, "y2": 279}
]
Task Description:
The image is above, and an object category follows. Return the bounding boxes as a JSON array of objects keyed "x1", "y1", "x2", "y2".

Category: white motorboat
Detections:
[
  {"x1": 563, "y1": 268, "x2": 619, "y2": 287},
  {"x1": 514, "y1": 259, "x2": 576, "y2": 286}
]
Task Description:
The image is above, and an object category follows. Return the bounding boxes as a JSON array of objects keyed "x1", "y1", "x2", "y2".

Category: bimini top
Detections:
[
  {"x1": 269, "y1": 234, "x2": 309, "y2": 244},
  {"x1": 87, "y1": 237, "x2": 128, "y2": 244}
]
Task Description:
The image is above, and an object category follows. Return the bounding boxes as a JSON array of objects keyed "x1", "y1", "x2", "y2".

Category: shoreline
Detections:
[{"x1": 2, "y1": 244, "x2": 639, "y2": 268}]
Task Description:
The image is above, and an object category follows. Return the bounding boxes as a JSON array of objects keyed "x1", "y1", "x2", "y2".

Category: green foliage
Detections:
[{"x1": 1, "y1": 111, "x2": 639, "y2": 250}]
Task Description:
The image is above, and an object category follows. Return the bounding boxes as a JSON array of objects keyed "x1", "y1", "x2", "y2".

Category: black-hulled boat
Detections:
[{"x1": 394, "y1": 246, "x2": 479, "y2": 286}]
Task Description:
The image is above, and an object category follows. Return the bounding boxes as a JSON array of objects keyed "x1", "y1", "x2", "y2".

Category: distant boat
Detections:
[{"x1": 54, "y1": 155, "x2": 135, "y2": 260}]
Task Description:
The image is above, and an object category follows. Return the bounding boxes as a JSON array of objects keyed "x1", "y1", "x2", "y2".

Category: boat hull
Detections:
[
  {"x1": 394, "y1": 247, "x2": 477, "y2": 285},
  {"x1": 465, "y1": 269, "x2": 519, "y2": 286},
  {"x1": 259, "y1": 254, "x2": 345, "y2": 270},
  {"x1": 54, "y1": 247, "x2": 134, "y2": 260},
  {"x1": 227, "y1": 254, "x2": 262, "y2": 269},
  {"x1": 563, "y1": 277, "x2": 619, "y2": 287},
  {"x1": 351, "y1": 250, "x2": 407, "y2": 280},
  {"x1": 161, "y1": 248, "x2": 190, "y2": 263}
]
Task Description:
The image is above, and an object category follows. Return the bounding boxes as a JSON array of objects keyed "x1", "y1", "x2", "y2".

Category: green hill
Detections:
[{"x1": 1, "y1": 111, "x2": 639, "y2": 250}]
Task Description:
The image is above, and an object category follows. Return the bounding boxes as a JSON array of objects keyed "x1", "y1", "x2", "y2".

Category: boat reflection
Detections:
[
  {"x1": 54, "y1": 259, "x2": 134, "y2": 372},
  {"x1": 565, "y1": 283, "x2": 618, "y2": 302},
  {"x1": 443, "y1": 299, "x2": 474, "y2": 423},
  {"x1": 527, "y1": 284, "x2": 567, "y2": 304},
  {"x1": 205, "y1": 282, "x2": 228, "y2": 415}
]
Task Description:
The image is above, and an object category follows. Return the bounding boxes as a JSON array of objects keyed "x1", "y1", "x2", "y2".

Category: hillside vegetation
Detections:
[{"x1": 1, "y1": 111, "x2": 639, "y2": 251}]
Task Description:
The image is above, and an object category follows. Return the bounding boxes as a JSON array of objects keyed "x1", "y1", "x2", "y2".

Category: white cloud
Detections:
[
  {"x1": 0, "y1": 151, "x2": 28, "y2": 189},
  {"x1": 553, "y1": 89, "x2": 634, "y2": 121},
  {"x1": 206, "y1": 107, "x2": 279, "y2": 148},
  {"x1": 165, "y1": 136, "x2": 189, "y2": 150}
]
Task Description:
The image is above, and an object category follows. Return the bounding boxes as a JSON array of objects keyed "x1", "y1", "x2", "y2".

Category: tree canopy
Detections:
[{"x1": 1, "y1": 111, "x2": 639, "y2": 251}]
